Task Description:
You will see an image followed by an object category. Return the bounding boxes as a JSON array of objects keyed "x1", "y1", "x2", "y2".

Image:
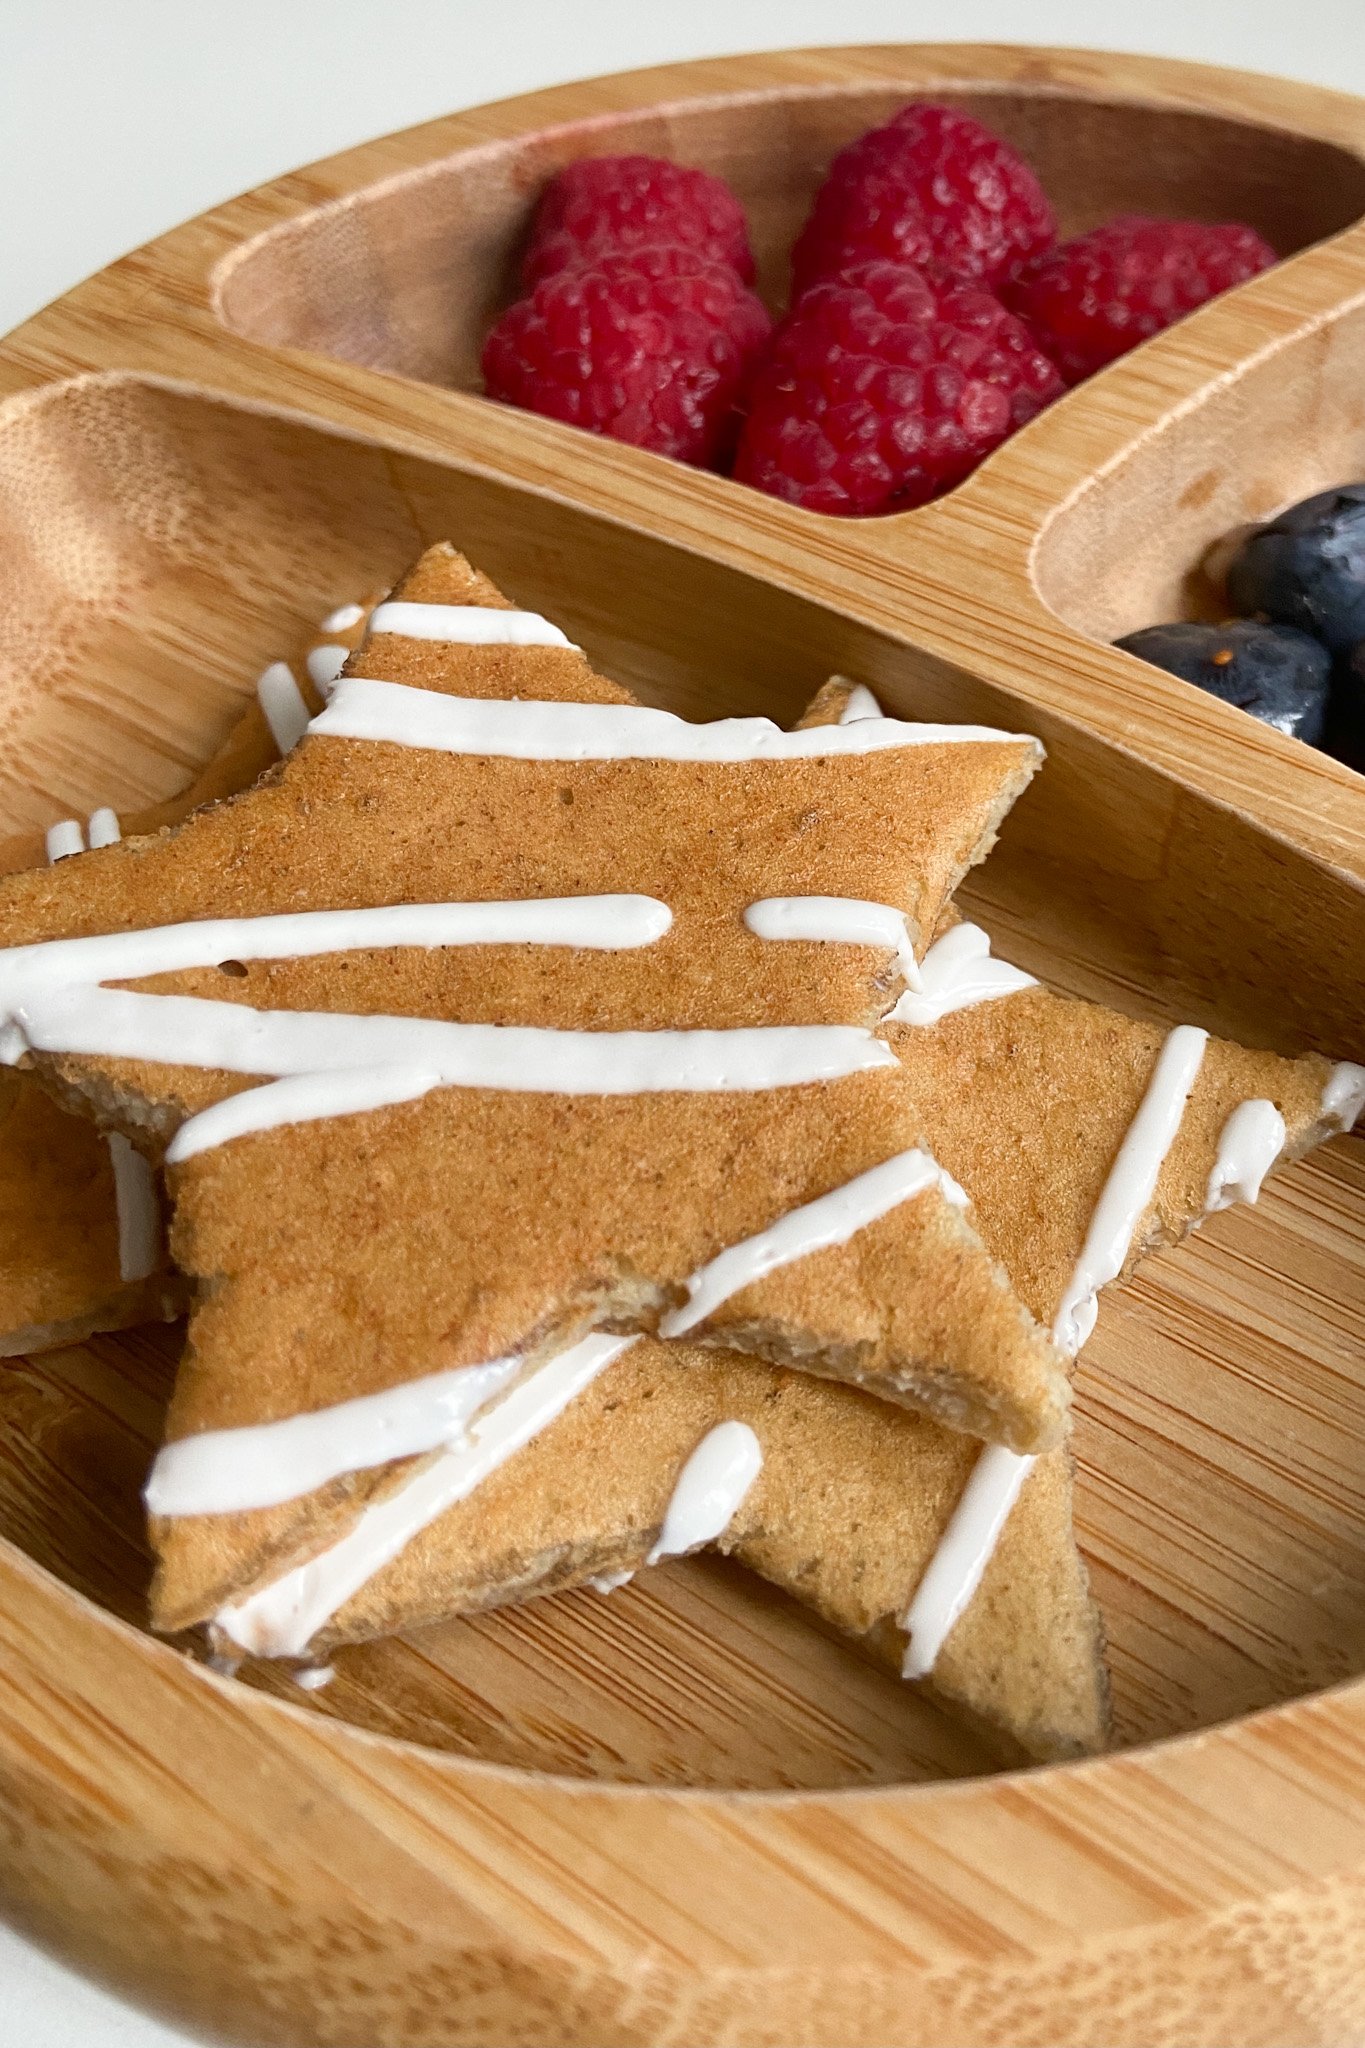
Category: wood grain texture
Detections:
[{"x1": 0, "y1": 42, "x2": 1364, "y2": 2048}]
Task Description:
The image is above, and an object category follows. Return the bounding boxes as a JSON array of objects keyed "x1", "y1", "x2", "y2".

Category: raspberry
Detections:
[
  {"x1": 482, "y1": 244, "x2": 771, "y2": 468},
  {"x1": 733, "y1": 260, "x2": 1063, "y2": 516},
  {"x1": 791, "y1": 103, "x2": 1055, "y2": 295},
  {"x1": 523, "y1": 154, "x2": 755, "y2": 286},
  {"x1": 1002, "y1": 215, "x2": 1276, "y2": 384}
]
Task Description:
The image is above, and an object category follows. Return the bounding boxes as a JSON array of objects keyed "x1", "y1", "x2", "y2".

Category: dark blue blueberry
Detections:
[
  {"x1": 1114, "y1": 621, "x2": 1331, "y2": 744},
  {"x1": 1225, "y1": 482, "x2": 1365, "y2": 654},
  {"x1": 1326, "y1": 639, "x2": 1365, "y2": 771}
]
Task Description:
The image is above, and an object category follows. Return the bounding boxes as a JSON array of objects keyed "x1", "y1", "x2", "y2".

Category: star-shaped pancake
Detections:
[
  {"x1": 11, "y1": 617, "x2": 1357, "y2": 1766},
  {"x1": 0, "y1": 545, "x2": 1074, "y2": 1645},
  {"x1": 169, "y1": 684, "x2": 1355, "y2": 1759}
]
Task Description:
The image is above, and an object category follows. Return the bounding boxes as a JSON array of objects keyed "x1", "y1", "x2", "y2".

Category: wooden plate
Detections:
[{"x1": 2, "y1": 44, "x2": 1364, "y2": 2048}]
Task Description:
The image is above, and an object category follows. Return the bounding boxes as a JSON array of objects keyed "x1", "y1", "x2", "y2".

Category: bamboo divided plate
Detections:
[{"x1": 2, "y1": 41, "x2": 1365, "y2": 2048}]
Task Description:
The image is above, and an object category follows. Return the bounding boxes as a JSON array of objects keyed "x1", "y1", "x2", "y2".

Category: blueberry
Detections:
[
  {"x1": 1225, "y1": 482, "x2": 1365, "y2": 654},
  {"x1": 1326, "y1": 639, "x2": 1365, "y2": 771},
  {"x1": 1114, "y1": 621, "x2": 1332, "y2": 743}
]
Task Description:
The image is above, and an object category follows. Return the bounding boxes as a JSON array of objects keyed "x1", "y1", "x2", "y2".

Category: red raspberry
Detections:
[
  {"x1": 1002, "y1": 215, "x2": 1276, "y2": 384},
  {"x1": 523, "y1": 154, "x2": 755, "y2": 286},
  {"x1": 733, "y1": 260, "x2": 1063, "y2": 516},
  {"x1": 483, "y1": 244, "x2": 771, "y2": 468},
  {"x1": 791, "y1": 104, "x2": 1055, "y2": 296}
]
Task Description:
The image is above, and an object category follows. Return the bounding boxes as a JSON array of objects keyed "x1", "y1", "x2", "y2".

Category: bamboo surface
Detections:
[{"x1": 0, "y1": 42, "x2": 1364, "y2": 2048}]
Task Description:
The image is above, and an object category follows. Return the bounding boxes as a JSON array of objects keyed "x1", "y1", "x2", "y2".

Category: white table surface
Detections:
[{"x1": 4, "y1": 1, "x2": 1365, "y2": 2041}]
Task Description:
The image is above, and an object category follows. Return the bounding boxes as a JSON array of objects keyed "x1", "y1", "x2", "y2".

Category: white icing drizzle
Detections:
[
  {"x1": 889, "y1": 922, "x2": 1038, "y2": 1027},
  {"x1": 164, "y1": 1024, "x2": 891, "y2": 1159},
  {"x1": 1322, "y1": 1061, "x2": 1365, "y2": 1133},
  {"x1": 306, "y1": 644, "x2": 349, "y2": 697},
  {"x1": 168, "y1": 1064, "x2": 450, "y2": 1163},
  {"x1": 659, "y1": 1148, "x2": 969, "y2": 1339},
  {"x1": 1204, "y1": 1099, "x2": 1286, "y2": 1214},
  {"x1": 587, "y1": 1569, "x2": 635, "y2": 1594},
  {"x1": 367, "y1": 601, "x2": 574, "y2": 648},
  {"x1": 744, "y1": 896, "x2": 922, "y2": 993},
  {"x1": 108, "y1": 1132, "x2": 161, "y2": 1282},
  {"x1": 0, "y1": 896, "x2": 673, "y2": 1010},
  {"x1": 217, "y1": 1334, "x2": 633, "y2": 1656},
  {"x1": 256, "y1": 661, "x2": 310, "y2": 754},
  {"x1": 837, "y1": 683, "x2": 883, "y2": 724},
  {"x1": 293, "y1": 1663, "x2": 335, "y2": 1691},
  {"x1": 1052, "y1": 1024, "x2": 1208, "y2": 1357},
  {"x1": 311, "y1": 678, "x2": 1033, "y2": 760},
  {"x1": 11, "y1": 988, "x2": 893, "y2": 1145},
  {"x1": 645, "y1": 1422, "x2": 763, "y2": 1564},
  {"x1": 45, "y1": 820, "x2": 84, "y2": 862},
  {"x1": 901, "y1": 1445, "x2": 1034, "y2": 1680},
  {"x1": 86, "y1": 807, "x2": 121, "y2": 849},
  {"x1": 320, "y1": 603, "x2": 365, "y2": 633},
  {"x1": 146, "y1": 1355, "x2": 521, "y2": 1517}
]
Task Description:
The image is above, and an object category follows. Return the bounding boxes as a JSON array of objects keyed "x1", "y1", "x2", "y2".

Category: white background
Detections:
[{"x1": 2, "y1": 1, "x2": 1364, "y2": 2041}]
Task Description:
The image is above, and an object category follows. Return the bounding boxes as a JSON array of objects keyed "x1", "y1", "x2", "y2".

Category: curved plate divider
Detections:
[{"x1": 0, "y1": 44, "x2": 1363, "y2": 2048}]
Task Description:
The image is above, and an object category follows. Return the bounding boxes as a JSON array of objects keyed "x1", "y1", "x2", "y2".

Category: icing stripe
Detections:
[
  {"x1": 744, "y1": 896, "x2": 922, "y2": 992},
  {"x1": 890, "y1": 922, "x2": 1037, "y2": 1027},
  {"x1": 311, "y1": 679, "x2": 1034, "y2": 760},
  {"x1": 320, "y1": 602, "x2": 365, "y2": 633},
  {"x1": 659, "y1": 1148, "x2": 969, "y2": 1339},
  {"x1": 160, "y1": 1020, "x2": 894, "y2": 1159},
  {"x1": 588, "y1": 1569, "x2": 635, "y2": 1593},
  {"x1": 645, "y1": 1421, "x2": 763, "y2": 1564},
  {"x1": 1052, "y1": 1024, "x2": 1208, "y2": 1357},
  {"x1": 368, "y1": 602, "x2": 574, "y2": 648},
  {"x1": 45, "y1": 820, "x2": 84, "y2": 862},
  {"x1": 0, "y1": 896, "x2": 674, "y2": 1005},
  {"x1": 87, "y1": 807, "x2": 121, "y2": 849},
  {"x1": 168, "y1": 1065, "x2": 441, "y2": 1161},
  {"x1": 1204, "y1": 1099, "x2": 1285, "y2": 1214},
  {"x1": 216, "y1": 1334, "x2": 633, "y2": 1656},
  {"x1": 108, "y1": 1132, "x2": 161, "y2": 1283},
  {"x1": 306, "y1": 644, "x2": 349, "y2": 696},
  {"x1": 12, "y1": 990, "x2": 892, "y2": 1128},
  {"x1": 838, "y1": 683, "x2": 883, "y2": 724},
  {"x1": 901, "y1": 1446, "x2": 1034, "y2": 1680},
  {"x1": 256, "y1": 661, "x2": 310, "y2": 754},
  {"x1": 1323, "y1": 1061, "x2": 1365, "y2": 1133},
  {"x1": 146, "y1": 1355, "x2": 521, "y2": 1516}
]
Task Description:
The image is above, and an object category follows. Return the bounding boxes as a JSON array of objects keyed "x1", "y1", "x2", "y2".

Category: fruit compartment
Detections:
[
  {"x1": 1034, "y1": 293, "x2": 1365, "y2": 646},
  {"x1": 0, "y1": 370, "x2": 1363, "y2": 1788},
  {"x1": 213, "y1": 75, "x2": 1365, "y2": 483}
]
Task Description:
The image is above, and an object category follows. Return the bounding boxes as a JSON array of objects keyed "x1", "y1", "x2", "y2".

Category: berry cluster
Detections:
[
  {"x1": 482, "y1": 156, "x2": 769, "y2": 469},
  {"x1": 1118, "y1": 485, "x2": 1365, "y2": 764},
  {"x1": 483, "y1": 112, "x2": 1278, "y2": 516}
]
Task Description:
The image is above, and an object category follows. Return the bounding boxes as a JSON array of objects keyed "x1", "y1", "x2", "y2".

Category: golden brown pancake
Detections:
[{"x1": 10, "y1": 610, "x2": 1354, "y2": 1766}]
